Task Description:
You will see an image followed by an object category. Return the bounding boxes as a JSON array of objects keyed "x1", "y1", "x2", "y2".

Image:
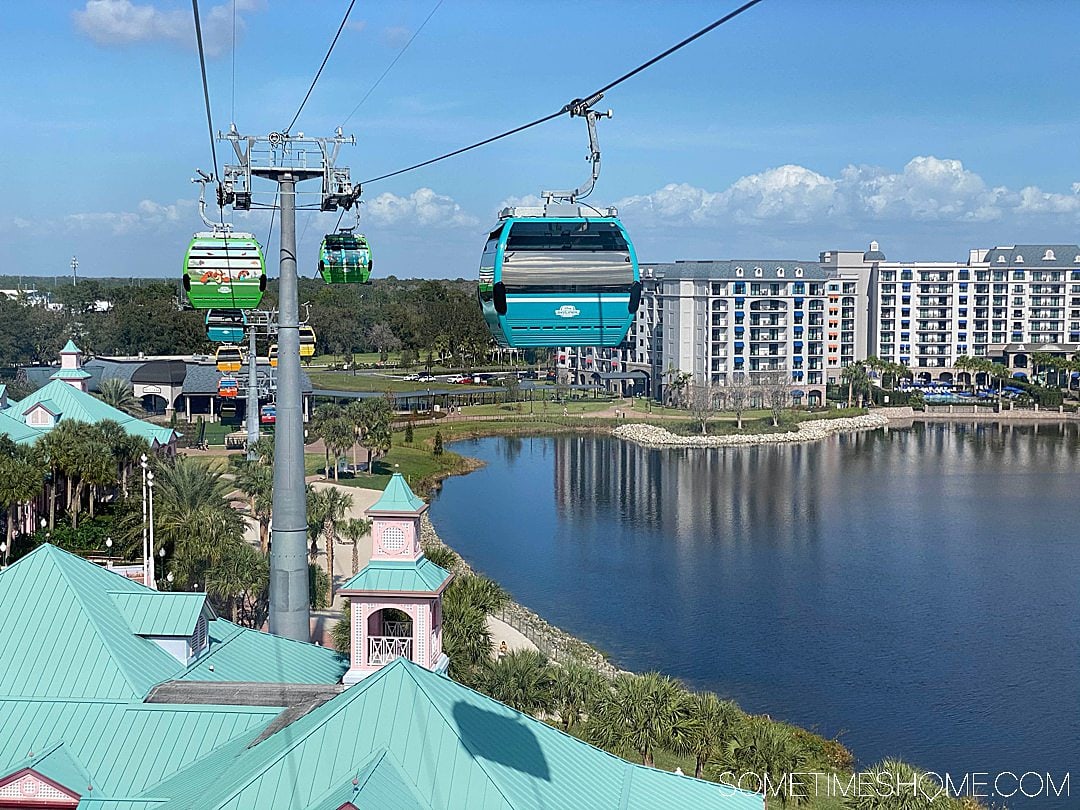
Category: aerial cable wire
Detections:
[
  {"x1": 230, "y1": 0, "x2": 237, "y2": 123},
  {"x1": 192, "y1": 0, "x2": 240, "y2": 311},
  {"x1": 340, "y1": 0, "x2": 445, "y2": 127},
  {"x1": 192, "y1": 0, "x2": 221, "y2": 183},
  {"x1": 359, "y1": 0, "x2": 765, "y2": 186},
  {"x1": 284, "y1": 0, "x2": 357, "y2": 134}
]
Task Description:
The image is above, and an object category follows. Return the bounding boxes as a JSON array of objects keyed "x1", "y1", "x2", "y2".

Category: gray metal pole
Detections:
[
  {"x1": 246, "y1": 320, "x2": 260, "y2": 457},
  {"x1": 269, "y1": 174, "x2": 310, "y2": 641}
]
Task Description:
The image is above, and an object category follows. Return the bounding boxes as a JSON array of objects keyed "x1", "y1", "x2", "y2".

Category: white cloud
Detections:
[
  {"x1": 617, "y1": 156, "x2": 1080, "y2": 230},
  {"x1": 381, "y1": 25, "x2": 412, "y2": 48},
  {"x1": 73, "y1": 0, "x2": 261, "y2": 56},
  {"x1": 366, "y1": 188, "x2": 478, "y2": 228},
  {"x1": 63, "y1": 198, "x2": 195, "y2": 235}
]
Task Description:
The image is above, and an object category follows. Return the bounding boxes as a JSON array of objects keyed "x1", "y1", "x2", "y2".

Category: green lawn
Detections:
[
  {"x1": 307, "y1": 371, "x2": 489, "y2": 394},
  {"x1": 455, "y1": 398, "x2": 616, "y2": 417}
]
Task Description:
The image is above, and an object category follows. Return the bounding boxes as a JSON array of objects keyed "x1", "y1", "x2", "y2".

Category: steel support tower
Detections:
[{"x1": 221, "y1": 128, "x2": 357, "y2": 641}]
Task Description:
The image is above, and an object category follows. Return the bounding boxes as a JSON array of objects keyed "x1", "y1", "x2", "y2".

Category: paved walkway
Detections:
[{"x1": 486, "y1": 615, "x2": 537, "y2": 655}]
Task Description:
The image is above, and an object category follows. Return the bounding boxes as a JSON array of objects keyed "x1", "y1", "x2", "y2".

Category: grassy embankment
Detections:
[{"x1": 304, "y1": 402, "x2": 869, "y2": 493}]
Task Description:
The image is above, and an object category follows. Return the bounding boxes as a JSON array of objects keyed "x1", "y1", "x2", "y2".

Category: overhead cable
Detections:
[
  {"x1": 360, "y1": 0, "x2": 765, "y2": 186},
  {"x1": 284, "y1": 0, "x2": 357, "y2": 134},
  {"x1": 191, "y1": 0, "x2": 221, "y2": 182},
  {"x1": 341, "y1": 0, "x2": 446, "y2": 127}
]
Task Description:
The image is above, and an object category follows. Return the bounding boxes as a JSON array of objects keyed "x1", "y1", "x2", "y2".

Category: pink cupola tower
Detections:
[
  {"x1": 51, "y1": 340, "x2": 92, "y2": 392},
  {"x1": 339, "y1": 474, "x2": 452, "y2": 685}
]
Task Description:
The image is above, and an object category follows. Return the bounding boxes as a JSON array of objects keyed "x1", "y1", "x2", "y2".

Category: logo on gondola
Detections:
[{"x1": 555, "y1": 305, "x2": 580, "y2": 318}]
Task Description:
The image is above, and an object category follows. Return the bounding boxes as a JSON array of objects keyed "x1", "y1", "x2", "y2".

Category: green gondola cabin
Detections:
[{"x1": 183, "y1": 231, "x2": 267, "y2": 309}]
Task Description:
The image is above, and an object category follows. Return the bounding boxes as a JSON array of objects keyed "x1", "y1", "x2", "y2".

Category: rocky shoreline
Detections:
[
  {"x1": 419, "y1": 514, "x2": 621, "y2": 677},
  {"x1": 612, "y1": 413, "x2": 890, "y2": 448}
]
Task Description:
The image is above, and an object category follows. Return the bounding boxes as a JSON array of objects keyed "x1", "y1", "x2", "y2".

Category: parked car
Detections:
[
  {"x1": 418, "y1": 374, "x2": 436, "y2": 382},
  {"x1": 402, "y1": 374, "x2": 420, "y2": 381}
]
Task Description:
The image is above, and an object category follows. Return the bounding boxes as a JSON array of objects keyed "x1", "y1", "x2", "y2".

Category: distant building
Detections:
[
  {"x1": 0, "y1": 341, "x2": 176, "y2": 449},
  {"x1": 20, "y1": 350, "x2": 313, "y2": 425},
  {"x1": 563, "y1": 242, "x2": 1080, "y2": 399}
]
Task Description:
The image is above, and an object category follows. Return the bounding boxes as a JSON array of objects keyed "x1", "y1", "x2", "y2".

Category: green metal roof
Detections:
[
  {"x1": 11, "y1": 379, "x2": 176, "y2": 446},
  {"x1": 368, "y1": 473, "x2": 426, "y2": 513},
  {"x1": 32, "y1": 398, "x2": 62, "y2": 415},
  {"x1": 51, "y1": 368, "x2": 93, "y2": 380},
  {"x1": 340, "y1": 557, "x2": 451, "y2": 594},
  {"x1": 0, "y1": 698, "x2": 279, "y2": 800},
  {"x1": 139, "y1": 658, "x2": 763, "y2": 810},
  {"x1": 178, "y1": 619, "x2": 348, "y2": 684},
  {"x1": 111, "y1": 591, "x2": 207, "y2": 637},
  {"x1": 0, "y1": 410, "x2": 43, "y2": 444},
  {"x1": 62, "y1": 340, "x2": 82, "y2": 354},
  {"x1": 0, "y1": 545, "x2": 184, "y2": 700},
  {"x1": 0, "y1": 741, "x2": 93, "y2": 797}
]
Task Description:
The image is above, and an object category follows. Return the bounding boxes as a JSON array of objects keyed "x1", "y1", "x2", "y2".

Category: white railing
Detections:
[
  {"x1": 369, "y1": 636, "x2": 412, "y2": 666},
  {"x1": 383, "y1": 621, "x2": 411, "y2": 637}
]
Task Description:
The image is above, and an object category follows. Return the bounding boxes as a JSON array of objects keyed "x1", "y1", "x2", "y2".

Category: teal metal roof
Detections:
[
  {"x1": 12, "y1": 379, "x2": 175, "y2": 446},
  {"x1": 178, "y1": 619, "x2": 348, "y2": 684},
  {"x1": 368, "y1": 473, "x2": 426, "y2": 513},
  {"x1": 62, "y1": 340, "x2": 82, "y2": 354},
  {"x1": 0, "y1": 741, "x2": 93, "y2": 797},
  {"x1": 0, "y1": 546, "x2": 184, "y2": 700},
  {"x1": 0, "y1": 546, "x2": 762, "y2": 810},
  {"x1": 32, "y1": 398, "x2": 62, "y2": 414},
  {"x1": 341, "y1": 557, "x2": 451, "y2": 594},
  {"x1": 139, "y1": 658, "x2": 763, "y2": 810},
  {"x1": 0, "y1": 410, "x2": 43, "y2": 444},
  {"x1": 51, "y1": 368, "x2": 93, "y2": 380},
  {"x1": 112, "y1": 591, "x2": 207, "y2": 637},
  {"x1": 0, "y1": 699, "x2": 279, "y2": 800}
]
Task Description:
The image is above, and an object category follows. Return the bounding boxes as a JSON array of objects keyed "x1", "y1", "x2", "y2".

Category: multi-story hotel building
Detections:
[{"x1": 561, "y1": 242, "x2": 1080, "y2": 401}]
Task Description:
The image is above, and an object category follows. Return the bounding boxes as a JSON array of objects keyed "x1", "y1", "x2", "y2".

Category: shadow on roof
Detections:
[{"x1": 452, "y1": 700, "x2": 550, "y2": 781}]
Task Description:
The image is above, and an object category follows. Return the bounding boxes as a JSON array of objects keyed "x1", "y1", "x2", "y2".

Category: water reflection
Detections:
[{"x1": 432, "y1": 423, "x2": 1080, "y2": 808}]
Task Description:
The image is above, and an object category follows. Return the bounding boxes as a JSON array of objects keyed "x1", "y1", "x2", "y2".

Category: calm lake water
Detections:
[{"x1": 430, "y1": 423, "x2": 1080, "y2": 806}]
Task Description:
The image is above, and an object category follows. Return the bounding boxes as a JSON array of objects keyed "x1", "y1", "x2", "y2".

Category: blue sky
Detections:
[{"x1": 3, "y1": 0, "x2": 1080, "y2": 281}]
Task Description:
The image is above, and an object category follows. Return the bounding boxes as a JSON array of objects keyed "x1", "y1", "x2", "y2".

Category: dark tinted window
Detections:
[{"x1": 506, "y1": 220, "x2": 629, "y2": 252}]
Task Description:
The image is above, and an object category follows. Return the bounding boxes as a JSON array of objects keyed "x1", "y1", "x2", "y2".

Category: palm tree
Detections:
[
  {"x1": 42, "y1": 420, "x2": 86, "y2": 527},
  {"x1": 314, "y1": 486, "x2": 352, "y2": 597},
  {"x1": 713, "y1": 719, "x2": 812, "y2": 807},
  {"x1": 475, "y1": 650, "x2": 555, "y2": 716},
  {"x1": 233, "y1": 458, "x2": 273, "y2": 552},
  {"x1": 443, "y1": 599, "x2": 491, "y2": 686},
  {"x1": 149, "y1": 457, "x2": 246, "y2": 588},
  {"x1": 441, "y1": 572, "x2": 507, "y2": 684},
  {"x1": 356, "y1": 398, "x2": 393, "y2": 470},
  {"x1": 423, "y1": 543, "x2": 459, "y2": 572},
  {"x1": 675, "y1": 691, "x2": 742, "y2": 778},
  {"x1": 323, "y1": 417, "x2": 354, "y2": 481},
  {"x1": 0, "y1": 448, "x2": 44, "y2": 562},
  {"x1": 840, "y1": 362, "x2": 871, "y2": 407},
  {"x1": 339, "y1": 516, "x2": 371, "y2": 576},
  {"x1": 843, "y1": 758, "x2": 946, "y2": 810},
  {"x1": 205, "y1": 543, "x2": 269, "y2": 627},
  {"x1": 586, "y1": 671, "x2": 694, "y2": 767},
  {"x1": 345, "y1": 400, "x2": 367, "y2": 472},
  {"x1": 96, "y1": 377, "x2": 138, "y2": 414},
  {"x1": 311, "y1": 404, "x2": 344, "y2": 478},
  {"x1": 550, "y1": 660, "x2": 605, "y2": 733}
]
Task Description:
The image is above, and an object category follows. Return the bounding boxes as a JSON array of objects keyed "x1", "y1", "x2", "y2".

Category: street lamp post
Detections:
[
  {"x1": 140, "y1": 454, "x2": 149, "y2": 583},
  {"x1": 147, "y1": 471, "x2": 156, "y2": 589}
]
